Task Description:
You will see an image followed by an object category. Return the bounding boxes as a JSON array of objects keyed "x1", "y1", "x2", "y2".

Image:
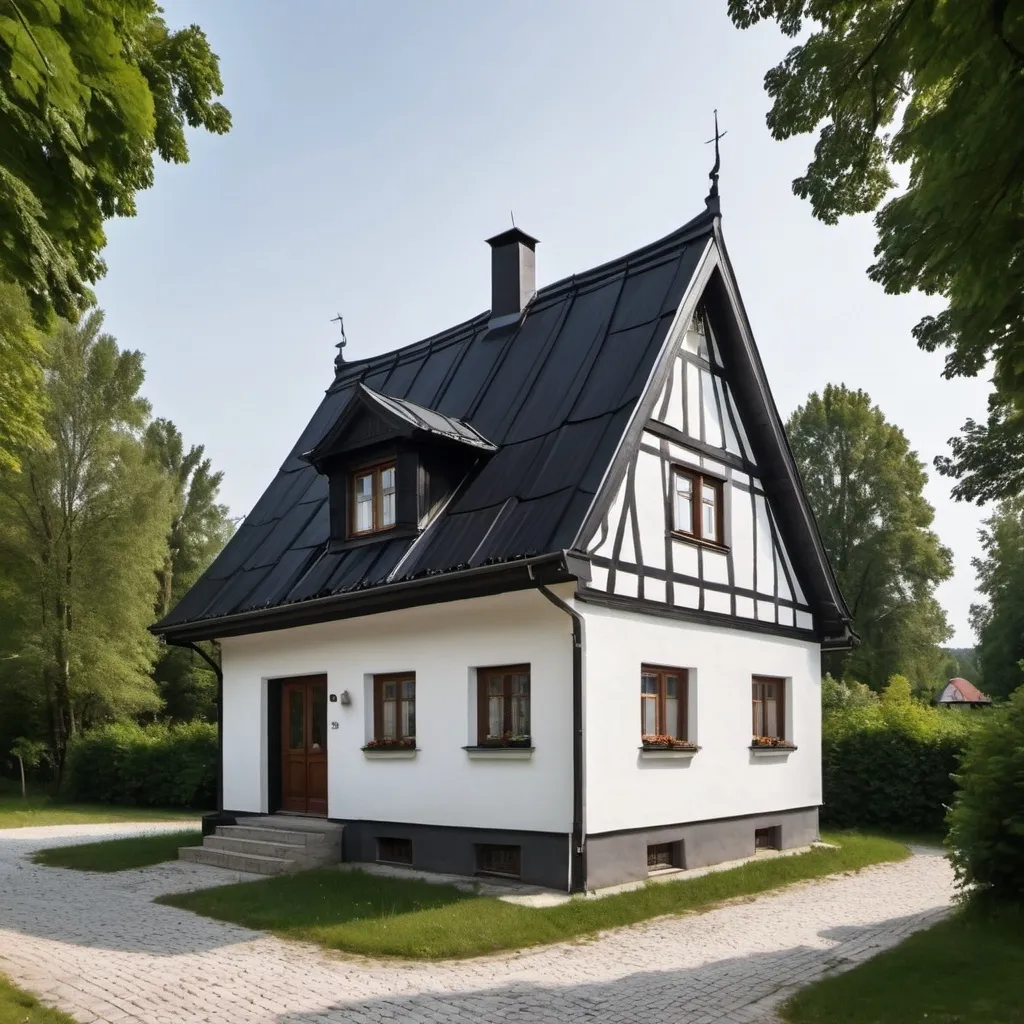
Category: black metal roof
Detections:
[{"x1": 155, "y1": 208, "x2": 717, "y2": 637}]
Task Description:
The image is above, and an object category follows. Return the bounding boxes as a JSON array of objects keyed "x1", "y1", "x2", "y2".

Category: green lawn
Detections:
[
  {"x1": 160, "y1": 831, "x2": 908, "y2": 960},
  {"x1": 0, "y1": 974, "x2": 75, "y2": 1024},
  {"x1": 33, "y1": 829, "x2": 202, "y2": 872},
  {"x1": 0, "y1": 790, "x2": 201, "y2": 830},
  {"x1": 782, "y1": 905, "x2": 1024, "y2": 1024}
]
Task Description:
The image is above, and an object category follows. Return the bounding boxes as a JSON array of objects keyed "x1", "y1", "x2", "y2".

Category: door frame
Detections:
[{"x1": 266, "y1": 673, "x2": 328, "y2": 815}]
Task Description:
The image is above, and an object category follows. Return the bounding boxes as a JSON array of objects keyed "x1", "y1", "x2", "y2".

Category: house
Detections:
[
  {"x1": 153, "y1": 180, "x2": 853, "y2": 892},
  {"x1": 935, "y1": 677, "x2": 991, "y2": 708}
]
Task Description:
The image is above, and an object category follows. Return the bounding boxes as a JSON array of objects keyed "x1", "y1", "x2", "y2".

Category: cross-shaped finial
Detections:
[
  {"x1": 331, "y1": 312, "x2": 347, "y2": 369},
  {"x1": 704, "y1": 109, "x2": 727, "y2": 206}
]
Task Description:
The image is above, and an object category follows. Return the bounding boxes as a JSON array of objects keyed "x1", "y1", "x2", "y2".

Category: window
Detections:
[
  {"x1": 377, "y1": 837, "x2": 413, "y2": 865},
  {"x1": 647, "y1": 842, "x2": 682, "y2": 871},
  {"x1": 640, "y1": 665, "x2": 688, "y2": 741},
  {"x1": 755, "y1": 826, "x2": 780, "y2": 851},
  {"x1": 752, "y1": 676, "x2": 786, "y2": 742},
  {"x1": 476, "y1": 844, "x2": 521, "y2": 878},
  {"x1": 351, "y1": 461, "x2": 397, "y2": 535},
  {"x1": 671, "y1": 467, "x2": 724, "y2": 544},
  {"x1": 372, "y1": 673, "x2": 415, "y2": 745},
  {"x1": 477, "y1": 665, "x2": 530, "y2": 745}
]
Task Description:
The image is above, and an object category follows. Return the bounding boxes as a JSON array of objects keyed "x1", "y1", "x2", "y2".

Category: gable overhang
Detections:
[
  {"x1": 572, "y1": 221, "x2": 855, "y2": 645},
  {"x1": 152, "y1": 550, "x2": 589, "y2": 644}
]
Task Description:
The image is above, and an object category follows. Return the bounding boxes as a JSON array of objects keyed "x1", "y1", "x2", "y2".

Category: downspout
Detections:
[
  {"x1": 528, "y1": 564, "x2": 586, "y2": 894},
  {"x1": 170, "y1": 638, "x2": 224, "y2": 814}
]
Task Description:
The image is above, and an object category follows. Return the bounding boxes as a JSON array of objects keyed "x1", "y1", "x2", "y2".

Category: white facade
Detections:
[
  {"x1": 579, "y1": 599, "x2": 821, "y2": 835},
  {"x1": 220, "y1": 588, "x2": 574, "y2": 834}
]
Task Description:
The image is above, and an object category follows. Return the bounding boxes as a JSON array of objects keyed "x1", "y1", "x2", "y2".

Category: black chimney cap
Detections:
[{"x1": 486, "y1": 227, "x2": 539, "y2": 250}]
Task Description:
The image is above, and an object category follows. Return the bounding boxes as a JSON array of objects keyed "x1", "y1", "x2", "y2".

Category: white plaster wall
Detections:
[
  {"x1": 219, "y1": 587, "x2": 575, "y2": 833},
  {"x1": 580, "y1": 600, "x2": 822, "y2": 835}
]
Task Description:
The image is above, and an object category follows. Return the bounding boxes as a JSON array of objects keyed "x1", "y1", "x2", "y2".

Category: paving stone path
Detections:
[{"x1": 0, "y1": 823, "x2": 954, "y2": 1024}]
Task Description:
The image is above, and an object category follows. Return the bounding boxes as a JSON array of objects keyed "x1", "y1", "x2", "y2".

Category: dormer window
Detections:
[
  {"x1": 303, "y1": 383, "x2": 497, "y2": 550},
  {"x1": 352, "y1": 461, "x2": 397, "y2": 536}
]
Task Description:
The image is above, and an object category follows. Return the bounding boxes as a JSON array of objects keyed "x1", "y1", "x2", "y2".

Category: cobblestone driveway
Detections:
[{"x1": 0, "y1": 823, "x2": 953, "y2": 1024}]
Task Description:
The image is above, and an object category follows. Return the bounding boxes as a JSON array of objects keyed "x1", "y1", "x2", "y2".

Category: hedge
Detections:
[
  {"x1": 65, "y1": 721, "x2": 215, "y2": 808},
  {"x1": 821, "y1": 676, "x2": 979, "y2": 834}
]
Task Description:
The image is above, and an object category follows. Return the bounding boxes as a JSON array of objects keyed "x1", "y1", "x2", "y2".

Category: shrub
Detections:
[
  {"x1": 65, "y1": 721, "x2": 215, "y2": 808},
  {"x1": 947, "y1": 687, "x2": 1024, "y2": 903},
  {"x1": 822, "y1": 675, "x2": 979, "y2": 833}
]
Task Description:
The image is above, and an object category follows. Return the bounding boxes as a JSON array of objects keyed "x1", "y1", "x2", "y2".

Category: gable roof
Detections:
[
  {"x1": 938, "y1": 677, "x2": 991, "y2": 704},
  {"x1": 154, "y1": 203, "x2": 852, "y2": 643}
]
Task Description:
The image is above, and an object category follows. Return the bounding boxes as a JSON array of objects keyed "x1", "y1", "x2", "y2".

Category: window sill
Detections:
[
  {"x1": 668, "y1": 531, "x2": 729, "y2": 554},
  {"x1": 463, "y1": 746, "x2": 535, "y2": 761},
  {"x1": 749, "y1": 744, "x2": 797, "y2": 758},
  {"x1": 362, "y1": 747, "x2": 419, "y2": 760},
  {"x1": 639, "y1": 746, "x2": 700, "y2": 760}
]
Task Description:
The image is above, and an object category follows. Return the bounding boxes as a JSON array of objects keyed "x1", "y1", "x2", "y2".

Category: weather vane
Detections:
[
  {"x1": 705, "y1": 109, "x2": 727, "y2": 207},
  {"x1": 331, "y1": 312, "x2": 347, "y2": 367}
]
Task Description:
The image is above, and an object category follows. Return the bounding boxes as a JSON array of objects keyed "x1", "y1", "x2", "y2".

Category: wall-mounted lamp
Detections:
[{"x1": 338, "y1": 690, "x2": 352, "y2": 706}]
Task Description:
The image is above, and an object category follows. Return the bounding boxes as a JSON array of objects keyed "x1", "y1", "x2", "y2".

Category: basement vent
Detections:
[
  {"x1": 647, "y1": 842, "x2": 682, "y2": 872},
  {"x1": 376, "y1": 837, "x2": 413, "y2": 865},
  {"x1": 476, "y1": 844, "x2": 521, "y2": 879},
  {"x1": 754, "y1": 827, "x2": 781, "y2": 852}
]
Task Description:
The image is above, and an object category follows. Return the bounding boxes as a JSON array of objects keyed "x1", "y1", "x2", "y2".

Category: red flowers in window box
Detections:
[
  {"x1": 362, "y1": 736, "x2": 416, "y2": 750},
  {"x1": 751, "y1": 735, "x2": 794, "y2": 748},
  {"x1": 641, "y1": 734, "x2": 699, "y2": 751}
]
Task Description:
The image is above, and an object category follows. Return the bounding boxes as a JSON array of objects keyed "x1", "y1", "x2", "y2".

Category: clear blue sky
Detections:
[{"x1": 94, "y1": 0, "x2": 989, "y2": 647}]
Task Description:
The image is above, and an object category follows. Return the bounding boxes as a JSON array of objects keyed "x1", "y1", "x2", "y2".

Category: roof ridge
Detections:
[{"x1": 329, "y1": 208, "x2": 717, "y2": 393}]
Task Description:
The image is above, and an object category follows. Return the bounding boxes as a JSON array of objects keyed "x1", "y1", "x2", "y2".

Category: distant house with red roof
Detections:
[{"x1": 935, "y1": 677, "x2": 992, "y2": 708}]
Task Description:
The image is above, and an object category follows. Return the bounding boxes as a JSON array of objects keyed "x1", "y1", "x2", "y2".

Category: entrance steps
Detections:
[{"x1": 179, "y1": 816, "x2": 342, "y2": 876}]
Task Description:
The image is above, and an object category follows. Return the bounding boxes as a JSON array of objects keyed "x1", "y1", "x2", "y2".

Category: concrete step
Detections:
[
  {"x1": 179, "y1": 845, "x2": 295, "y2": 875},
  {"x1": 216, "y1": 824, "x2": 338, "y2": 849},
  {"x1": 205, "y1": 835, "x2": 312, "y2": 861}
]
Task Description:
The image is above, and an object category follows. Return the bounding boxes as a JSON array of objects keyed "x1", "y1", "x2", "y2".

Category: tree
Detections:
[
  {"x1": 0, "y1": 0, "x2": 230, "y2": 322},
  {"x1": 145, "y1": 418, "x2": 231, "y2": 721},
  {"x1": 970, "y1": 498, "x2": 1024, "y2": 700},
  {"x1": 729, "y1": 1, "x2": 1024, "y2": 500},
  {"x1": 947, "y1": 687, "x2": 1024, "y2": 904},
  {"x1": 0, "y1": 283, "x2": 46, "y2": 471},
  {"x1": 0, "y1": 311, "x2": 171, "y2": 773},
  {"x1": 788, "y1": 385, "x2": 953, "y2": 689},
  {"x1": 9, "y1": 736, "x2": 46, "y2": 797}
]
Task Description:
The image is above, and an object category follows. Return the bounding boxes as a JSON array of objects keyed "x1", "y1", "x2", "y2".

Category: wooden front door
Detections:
[{"x1": 280, "y1": 675, "x2": 328, "y2": 815}]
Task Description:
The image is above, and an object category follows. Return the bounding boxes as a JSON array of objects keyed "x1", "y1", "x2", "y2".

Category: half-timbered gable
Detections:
[{"x1": 583, "y1": 303, "x2": 815, "y2": 633}]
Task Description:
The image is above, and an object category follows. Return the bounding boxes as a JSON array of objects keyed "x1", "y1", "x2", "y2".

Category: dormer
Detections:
[{"x1": 302, "y1": 385, "x2": 496, "y2": 550}]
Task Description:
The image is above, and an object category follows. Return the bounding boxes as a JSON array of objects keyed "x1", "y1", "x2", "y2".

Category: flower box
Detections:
[{"x1": 641, "y1": 734, "x2": 699, "y2": 752}]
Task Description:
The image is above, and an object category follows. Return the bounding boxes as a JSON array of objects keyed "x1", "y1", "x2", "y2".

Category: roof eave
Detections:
[{"x1": 152, "y1": 550, "x2": 585, "y2": 644}]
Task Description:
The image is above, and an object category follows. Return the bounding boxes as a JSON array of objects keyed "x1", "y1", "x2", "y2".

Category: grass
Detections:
[
  {"x1": 782, "y1": 904, "x2": 1024, "y2": 1024},
  {"x1": 0, "y1": 974, "x2": 75, "y2": 1024},
  {"x1": 160, "y1": 830, "x2": 908, "y2": 960},
  {"x1": 0, "y1": 789, "x2": 201, "y2": 830},
  {"x1": 32, "y1": 829, "x2": 202, "y2": 872}
]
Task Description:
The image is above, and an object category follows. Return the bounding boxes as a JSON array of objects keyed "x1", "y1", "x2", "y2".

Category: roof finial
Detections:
[
  {"x1": 510, "y1": 209, "x2": 516, "y2": 228},
  {"x1": 704, "y1": 109, "x2": 727, "y2": 214},
  {"x1": 331, "y1": 312, "x2": 347, "y2": 370}
]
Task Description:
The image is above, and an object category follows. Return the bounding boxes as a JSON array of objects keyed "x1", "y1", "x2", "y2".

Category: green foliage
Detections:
[
  {"x1": 33, "y1": 829, "x2": 201, "y2": 872},
  {"x1": 144, "y1": 418, "x2": 230, "y2": 721},
  {"x1": 163, "y1": 832, "x2": 907, "y2": 960},
  {"x1": 10, "y1": 736, "x2": 46, "y2": 767},
  {"x1": 65, "y1": 721, "x2": 215, "y2": 808},
  {"x1": 970, "y1": 499, "x2": 1024, "y2": 701},
  {"x1": 730, "y1": 1, "x2": 1024, "y2": 501},
  {"x1": 0, "y1": 283, "x2": 46, "y2": 471},
  {"x1": 0, "y1": 973, "x2": 77, "y2": 1024},
  {"x1": 947, "y1": 688, "x2": 1024, "y2": 903},
  {"x1": 788, "y1": 386, "x2": 952, "y2": 689},
  {"x1": 822, "y1": 675, "x2": 978, "y2": 832},
  {"x1": 0, "y1": 0, "x2": 230, "y2": 322},
  {"x1": 0, "y1": 311, "x2": 172, "y2": 769}
]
